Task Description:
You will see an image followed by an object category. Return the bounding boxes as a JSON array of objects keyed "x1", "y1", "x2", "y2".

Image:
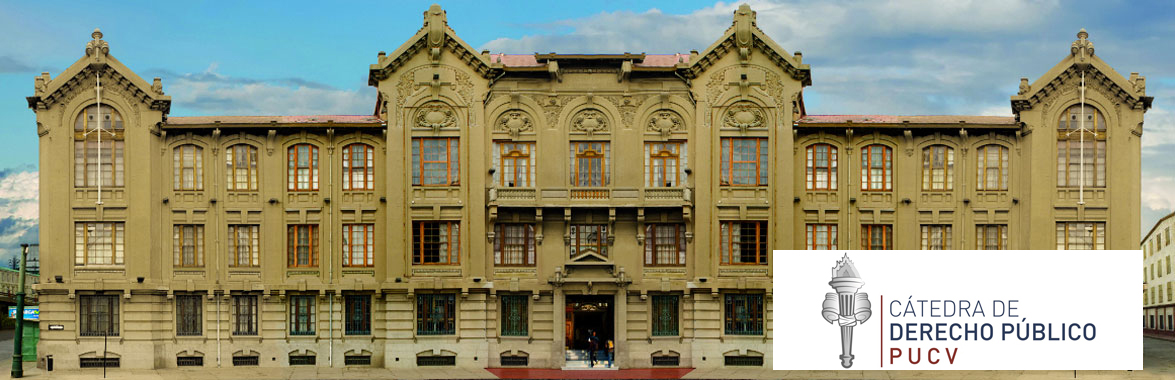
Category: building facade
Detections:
[
  {"x1": 1144, "y1": 212, "x2": 1175, "y2": 333},
  {"x1": 29, "y1": 4, "x2": 1148, "y2": 370}
]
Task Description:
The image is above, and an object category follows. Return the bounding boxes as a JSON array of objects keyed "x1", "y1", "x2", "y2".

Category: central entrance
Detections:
[{"x1": 564, "y1": 295, "x2": 614, "y2": 366}]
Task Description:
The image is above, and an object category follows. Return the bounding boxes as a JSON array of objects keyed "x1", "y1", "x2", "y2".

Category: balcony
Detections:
[{"x1": 487, "y1": 187, "x2": 691, "y2": 207}]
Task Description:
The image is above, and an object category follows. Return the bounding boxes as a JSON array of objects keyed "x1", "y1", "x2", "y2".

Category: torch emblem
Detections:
[{"x1": 821, "y1": 254, "x2": 871, "y2": 368}]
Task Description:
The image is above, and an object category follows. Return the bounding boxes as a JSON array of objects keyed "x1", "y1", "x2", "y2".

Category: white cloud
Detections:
[
  {"x1": 163, "y1": 64, "x2": 374, "y2": 116},
  {"x1": 0, "y1": 170, "x2": 37, "y2": 221},
  {"x1": 1143, "y1": 175, "x2": 1175, "y2": 212}
]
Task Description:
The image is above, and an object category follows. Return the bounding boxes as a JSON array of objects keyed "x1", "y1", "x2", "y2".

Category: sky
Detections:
[{"x1": 1, "y1": 0, "x2": 1174, "y2": 263}]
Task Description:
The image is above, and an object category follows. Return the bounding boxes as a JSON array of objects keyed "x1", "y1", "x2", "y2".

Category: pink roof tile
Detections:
[
  {"x1": 166, "y1": 115, "x2": 382, "y2": 126},
  {"x1": 489, "y1": 53, "x2": 687, "y2": 68},
  {"x1": 798, "y1": 115, "x2": 1016, "y2": 125}
]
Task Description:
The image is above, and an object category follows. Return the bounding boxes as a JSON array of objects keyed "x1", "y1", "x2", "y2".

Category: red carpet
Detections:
[{"x1": 487, "y1": 368, "x2": 694, "y2": 379}]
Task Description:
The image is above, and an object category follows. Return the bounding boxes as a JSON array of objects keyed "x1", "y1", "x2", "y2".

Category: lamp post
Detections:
[{"x1": 11, "y1": 243, "x2": 36, "y2": 378}]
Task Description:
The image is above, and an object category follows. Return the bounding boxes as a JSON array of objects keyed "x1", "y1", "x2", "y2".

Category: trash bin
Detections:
[{"x1": 21, "y1": 322, "x2": 38, "y2": 362}]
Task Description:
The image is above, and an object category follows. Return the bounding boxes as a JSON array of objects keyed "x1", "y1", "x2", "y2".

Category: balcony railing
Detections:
[{"x1": 487, "y1": 187, "x2": 691, "y2": 205}]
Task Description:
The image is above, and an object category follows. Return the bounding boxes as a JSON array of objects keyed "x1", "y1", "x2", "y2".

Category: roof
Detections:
[
  {"x1": 797, "y1": 115, "x2": 1018, "y2": 128},
  {"x1": 1144, "y1": 210, "x2": 1175, "y2": 245},
  {"x1": 486, "y1": 53, "x2": 690, "y2": 68},
  {"x1": 164, "y1": 115, "x2": 384, "y2": 128}
]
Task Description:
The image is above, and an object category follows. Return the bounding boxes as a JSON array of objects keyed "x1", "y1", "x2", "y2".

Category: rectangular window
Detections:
[
  {"x1": 345, "y1": 295, "x2": 371, "y2": 335},
  {"x1": 720, "y1": 221, "x2": 768, "y2": 265},
  {"x1": 176, "y1": 294, "x2": 202, "y2": 336},
  {"x1": 289, "y1": 295, "x2": 315, "y2": 335},
  {"x1": 861, "y1": 224, "x2": 893, "y2": 250},
  {"x1": 805, "y1": 224, "x2": 838, "y2": 250},
  {"x1": 493, "y1": 141, "x2": 535, "y2": 187},
  {"x1": 1055, "y1": 222, "x2": 1106, "y2": 250},
  {"x1": 570, "y1": 141, "x2": 610, "y2": 187},
  {"x1": 416, "y1": 294, "x2": 456, "y2": 335},
  {"x1": 287, "y1": 144, "x2": 319, "y2": 191},
  {"x1": 920, "y1": 225, "x2": 952, "y2": 250},
  {"x1": 289, "y1": 355, "x2": 316, "y2": 366},
  {"x1": 494, "y1": 224, "x2": 536, "y2": 266},
  {"x1": 342, "y1": 224, "x2": 375, "y2": 267},
  {"x1": 861, "y1": 145, "x2": 893, "y2": 191},
  {"x1": 75, "y1": 222, "x2": 125, "y2": 266},
  {"x1": 976, "y1": 145, "x2": 1009, "y2": 191},
  {"x1": 500, "y1": 295, "x2": 528, "y2": 336},
  {"x1": 342, "y1": 143, "x2": 375, "y2": 191},
  {"x1": 646, "y1": 141, "x2": 687, "y2": 187},
  {"x1": 921, "y1": 146, "x2": 955, "y2": 191},
  {"x1": 1169, "y1": 283, "x2": 1173, "y2": 302},
  {"x1": 720, "y1": 138, "x2": 768, "y2": 186},
  {"x1": 413, "y1": 221, "x2": 460, "y2": 265},
  {"x1": 976, "y1": 225, "x2": 1009, "y2": 250},
  {"x1": 79, "y1": 295, "x2": 119, "y2": 336},
  {"x1": 228, "y1": 225, "x2": 260, "y2": 267},
  {"x1": 570, "y1": 224, "x2": 608, "y2": 258},
  {"x1": 225, "y1": 144, "x2": 259, "y2": 191},
  {"x1": 173, "y1": 224, "x2": 204, "y2": 268},
  {"x1": 651, "y1": 295, "x2": 680, "y2": 336},
  {"x1": 724, "y1": 294, "x2": 764, "y2": 335},
  {"x1": 287, "y1": 225, "x2": 319, "y2": 267},
  {"x1": 232, "y1": 295, "x2": 258, "y2": 336},
  {"x1": 233, "y1": 356, "x2": 259, "y2": 366},
  {"x1": 1167, "y1": 228, "x2": 1171, "y2": 246},
  {"x1": 645, "y1": 224, "x2": 686, "y2": 266},
  {"x1": 806, "y1": 144, "x2": 837, "y2": 190},
  {"x1": 412, "y1": 138, "x2": 460, "y2": 186},
  {"x1": 173, "y1": 145, "x2": 204, "y2": 191}
]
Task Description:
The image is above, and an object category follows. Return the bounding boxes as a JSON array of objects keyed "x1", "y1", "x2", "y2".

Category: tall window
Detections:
[
  {"x1": 287, "y1": 144, "x2": 319, "y2": 191},
  {"x1": 342, "y1": 143, "x2": 375, "y2": 191},
  {"x1": 344, "y1": 295, "x2": 371, "y2": 335},
  {"x1": 342, "y1": 224, "x2": 375, "y2": 267},
  {"x1": 494, "y1": 224, "x2": 536, "y2": 266},
  {"x1": 416, "y1": 294, "x2": 456, "y2": 335},
  {"x1": 806, "y1": 144, "x2": 837, "y2": 190},
  {"x1": 494, "y1": 141, "x2": 535, "y2": 187},
  {"x1": 173, "y1": 224, "x2": 205, "y2": 267},
  {"x1": 80, "y1": 295, "x2": 119, "y2": 336},
  {"x1": 720, "y1": 221, "x2": 768, "y2": 265},
  {"x1": 645, "y1": 224, "x2": 686, "y2": 266},
  {"x1": 570, "y1": 224, "x2": 608, "y2": 258},
  {"x1": 976, "y1": 145, "x2": 1009, "y2": 191},
  {"x1": 921, "y1": 145, "x2": 954, "y2": 191},
  {"x1": 232, "y1": 295, "x2": 258, "y2": 336},
  {"x1": 225, "y1": 144, "x2": 259, "y2": 191},
  {"x1": 287, "y1": 225, "x2": 319, "y2": 268},
  {"x1": 976, "y1": 225, "x2": 1008, "y2": 250},
  {"x1": 861, "y1": 145, "x2": 892, "y2": 191},
  {"x1": 74, "y1": 104, "x2": 124, "y2": 188},
  {"x1": 75, "y1": 222, "x2": 124, "y2": 266},
  {"x1": 652, "y1": 295, "x2": 680, "y2": 336},
  {"x1": 570, "y1": 141, "x2": 609, "y2": 187},
  {"x1": 228, "y1": 225, "x2": 260, "y2": 267},
  {"x1": 412, "y1": 138, "x2": 460, "y2": 186},
  {"x1": 289, "y1": 295, "x2": 315, "y2": 335},
  {"x1": 724, "y1": 294, "x2": 764, "y2": 335},
  {"x1": 173, "y1": 145, "x2": 203, "y2": 191},
  {"x1": 720, "y1": 138, "x2": 768, "y2": 186},
  {"x1": 176, "y1": 294, "x2": 202, "y2": 336},
  {"x1": 861, "y1": 224, "x2": 892, "y2": 250},
  {"x1": 647, "y1": 141, "x2": 686, "y2": 187},
  {"x1": 806, "y1": 224, "x2": 837, "y2": 250},
  {"x1": 920, "y1": 225, "x2": 952, "y2": 250},
  {"x1": 1057, "y1": 104, "x2": 1106, "y2": 188},
  {"x1": 1056, "y1": 222, "x2": 1106, "y2": 250},
  {"x1": 500, "y1": 295, "x2": 528, "y2": 336},
  {"x1": 413, "y1": 221, "x2": 460, "y2": 265}
]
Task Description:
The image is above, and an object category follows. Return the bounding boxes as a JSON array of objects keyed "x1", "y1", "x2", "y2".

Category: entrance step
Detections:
[{"x1": 562, "y1": 360, "x2": 619, "y2": 370}]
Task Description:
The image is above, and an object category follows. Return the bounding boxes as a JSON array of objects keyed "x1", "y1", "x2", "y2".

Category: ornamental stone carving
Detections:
[
  {"x1": 647, "y1": 110, "x2": 684, "y2": 136},
  {"x1": 723, "y1": 103, "x2": 765, "y2": 132},
  {"x1": 415, "y1": 103, "x2": 457, "y2": 131},
  {"x1": 571, "y1": 109, "x2": 609, "y2": 136},
  {"x1": 1070, "y1": 28, "x2": 1094, "y2": 63},
  {"x1": 85, "y1": 29, "x2": 109, "y2": 57},
  {"x1": 495, "y1": 109, "x2": 533, "y2": 137}
]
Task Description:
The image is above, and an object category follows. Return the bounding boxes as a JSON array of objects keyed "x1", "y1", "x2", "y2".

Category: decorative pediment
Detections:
[
  {"x1": 414, "y1": 102, "x2": 458, "y2": 131},
  {"x1": 685, "y1": 4, "x2": 811, "y2": 86},
  {"x1": 723, "y1": 103, "x2": 766, "y2": 132},
  {"x1": 495, "y1": 109, "x2": 534, "y2": 137},
  {"x1": 1011, "y1": 29, "x2": 1152, "y2": 114},
  {"x1": 570, "y1": 252, "x2": 609, "y2": 263},
  {"x1": 27, "y1": 28, "x2": 171, "y2": 114},
  {"x1": 368, "y1": 5, "x2": 495, "y2": 85},
  {"x1": 570, "y1": 109, "x2": 609, "y2": 136},
  {"x1": 647, "y1": 110, "x2": 684, "y2": 136}
]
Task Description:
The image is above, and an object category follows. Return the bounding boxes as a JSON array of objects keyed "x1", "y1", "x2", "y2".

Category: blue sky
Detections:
[{"x1": 1, "y1": 0, "x2": 1174, "y2": 261}]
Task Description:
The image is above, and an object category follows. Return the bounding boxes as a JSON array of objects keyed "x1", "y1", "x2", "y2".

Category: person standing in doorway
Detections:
[
  {"x1": 606, "y1": 338, "x2": 614, "y2": 367},
  {"x1": 587, "y1": 330, "x2": 600, "y2": 367}
]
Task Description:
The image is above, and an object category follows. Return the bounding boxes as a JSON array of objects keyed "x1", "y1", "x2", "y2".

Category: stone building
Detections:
[
  {"x1": 1144, "y1": 211, "x2": 1175, "y2": 333},
  {"x1": 28, "y1": 4, "x2": 1147, "y2": 370}
]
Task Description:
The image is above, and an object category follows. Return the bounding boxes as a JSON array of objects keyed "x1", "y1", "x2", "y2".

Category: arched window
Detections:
[
  {"x1": 921, "y1": 145, "x2": 954, "y2": 191},
  {"x1": 225, "y1": 144, "x2": 259, "y2": 191},
  {"x1": 1057, "y1": 104, "x2": 1106, "y2": 188},
  {"x1": 342, "y1": 143, "x2": 375, "y2": 191},
  {"x1": 73, "y1": 104, "x2": 124, "y2": 187},
  {"x1": 287, "y1": 144, "x2": 319, "y2": 191},
  {"x1": 860, "y1": 145, "x2": 892, "y2": 191},
  {"x1": 173, "y1": 144, "x2": 203, "y2": 191},
  {"x1": 805, "y1": 144, "x2": 837, "y2": 190},
  {"x1": 976, "y1": 145, "x2": 1009, "y2": 191}
]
